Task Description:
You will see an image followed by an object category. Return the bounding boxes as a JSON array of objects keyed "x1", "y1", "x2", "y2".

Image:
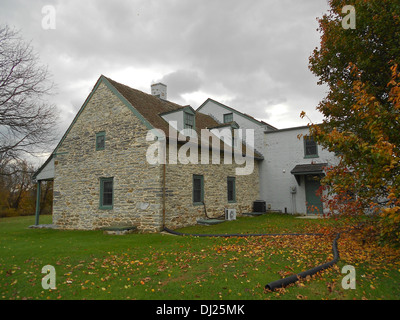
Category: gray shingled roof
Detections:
[{"x1": 290, "y1": 163, "x2": 327, "y2": 175}]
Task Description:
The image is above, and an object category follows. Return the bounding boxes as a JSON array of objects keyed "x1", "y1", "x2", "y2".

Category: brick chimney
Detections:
[{"x1": 151, "y1": 83, "x2": 167, "y2": 100}]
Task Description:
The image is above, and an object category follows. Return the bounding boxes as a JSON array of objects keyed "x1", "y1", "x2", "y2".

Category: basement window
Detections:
[
  {"x1": 96, "y1": 131, "x2": 105, "y2": 151},
  {"x1": 304, "y1": 136, "x2": 318, "y2": 158},
  {"x1": 227, "y1": 177, "x2": 236, "y2": 203},
  {"x1": 100, "y1": 177, "x2": 113, "y2": 210},
  {"x1": 193, "y1": 174, "x2": 204, "y2": 205}
]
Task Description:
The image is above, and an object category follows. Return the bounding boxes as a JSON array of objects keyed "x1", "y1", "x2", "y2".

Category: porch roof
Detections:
[
  {"x1": 290, "y1": 163, "x2": 327, "y2": 175},
  {"x1": 32, "y1": 154, "x2": 55, "y2": 181},
  {"x1": 290, "y1": 163, "x2": 327, "y2": 185}
]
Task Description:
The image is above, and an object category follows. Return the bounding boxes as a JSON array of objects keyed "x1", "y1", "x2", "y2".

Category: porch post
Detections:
[{"x1": 35, "y1": 181, "x2": 41, "y2": 226}]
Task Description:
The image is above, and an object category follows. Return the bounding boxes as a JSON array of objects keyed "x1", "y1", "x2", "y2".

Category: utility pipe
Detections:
[
  {"x1": 162, "y1": 227, "x2": 341, "y2": 291},
  {"x1": 265, "y1": 232, "x2": 341, "y2": 291},
  {"x1": 163, "y1": 227, "x2": 322, "y2": 238}
]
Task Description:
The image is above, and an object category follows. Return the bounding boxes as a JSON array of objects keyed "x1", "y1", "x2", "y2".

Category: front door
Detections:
[{"x1": 305, "y1": 175, "x2": 323, "y2": 215}]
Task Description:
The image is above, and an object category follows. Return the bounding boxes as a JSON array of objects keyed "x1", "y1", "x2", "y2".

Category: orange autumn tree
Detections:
[{"x1": 307, "y1": 0, "x2": 400, "y2": 245}]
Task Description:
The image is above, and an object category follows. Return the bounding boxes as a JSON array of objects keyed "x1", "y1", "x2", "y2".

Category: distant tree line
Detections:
[
  {"x1": 0, "y1": 155, "x2": 53, "y2": 217},
  {"x1": 0, "y1": 25, "x2": 57, "y2": 218}
]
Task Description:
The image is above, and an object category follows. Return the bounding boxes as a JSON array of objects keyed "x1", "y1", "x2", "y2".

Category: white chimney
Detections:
[{"x1": 151, "y1": 83, "x2": 167, "y2": 100}]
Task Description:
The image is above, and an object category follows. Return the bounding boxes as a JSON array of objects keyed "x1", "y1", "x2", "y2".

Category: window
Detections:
[
  {"x1": 100, "y1": 177, "x2": 113, "y2": 209},
  {"x1": 227, "y1": 177, "x2": 236, "y2": 203},
  {"x1": 304, "y1": 136, "x2": 318, "y2": 158},
  {"x1": 193, "y1": 175, "x2": 204, "y2": 205},
  {"x1": 96, "y1": 132, "x2": 105, "y2": 150},
  {"x1": 223, "y1": 113, "x2": 233, "y2": 123},
  {"x1": 184, "y1": 112, "x2": 195, "y2": 130}
]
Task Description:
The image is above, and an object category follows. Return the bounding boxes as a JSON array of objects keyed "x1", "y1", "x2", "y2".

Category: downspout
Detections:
[{"x1": 162, "y1": 163, "x2": 166, "y2": 229}]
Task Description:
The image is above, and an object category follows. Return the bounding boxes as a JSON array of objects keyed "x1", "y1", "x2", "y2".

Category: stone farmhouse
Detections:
[
  {"x1": 33, "y1": 75, "x2": 338, "y2": 232},
  {"x1": 33, "y1": 76, "x2": 262, "y2": 232}
]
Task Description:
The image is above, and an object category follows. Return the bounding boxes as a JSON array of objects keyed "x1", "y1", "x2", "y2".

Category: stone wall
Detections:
[
  {"x1": 164, "y1": 146, "x2": 260, "y2": 229},
  {"x1": 53, "y1": 81, "x2": 163, "y2": 232}
]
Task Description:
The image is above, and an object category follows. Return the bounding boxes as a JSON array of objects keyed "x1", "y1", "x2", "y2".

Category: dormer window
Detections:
[
  {"x1": 160, "y1": 106, "x2": 196, "y2": 134},
  {"x1": 184, "y1": 112, "x2": 194, "y2": 130},
  {"x1": 223, "y1": 113, "x2": 233, "y2": 123}
]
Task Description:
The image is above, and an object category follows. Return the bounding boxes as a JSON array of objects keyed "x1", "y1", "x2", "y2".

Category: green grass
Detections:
[{"x1": 0, "y1": 214, "x2": 399, "y2": 300}]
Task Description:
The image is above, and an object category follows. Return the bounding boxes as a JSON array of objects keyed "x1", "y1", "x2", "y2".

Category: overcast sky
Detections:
[{"x1": 1, "y1": 0, "x2": 330, "y2": 163}]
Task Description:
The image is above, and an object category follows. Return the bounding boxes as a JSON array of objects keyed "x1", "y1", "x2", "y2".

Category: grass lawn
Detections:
[{"x1": 0, "y1": 213, "x2": 399, "y2": 300}]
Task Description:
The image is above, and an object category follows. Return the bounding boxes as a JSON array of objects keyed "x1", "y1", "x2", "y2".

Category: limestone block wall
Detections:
[{"x1": 53, "y1": 81, "x2": 163, "y2": 232}]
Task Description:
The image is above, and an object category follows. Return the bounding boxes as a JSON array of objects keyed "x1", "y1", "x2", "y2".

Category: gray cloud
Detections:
[
  {"x1": 155, "y1": 69, "x2": 203, "y2": 102},
  {"x1": 0, "y1": 0, "x2": 330, "y2": 162}
]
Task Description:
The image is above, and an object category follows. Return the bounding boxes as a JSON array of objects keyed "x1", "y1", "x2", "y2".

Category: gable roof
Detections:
[
  {"x1": 34, "y1": 75, "x2": 263, "y2": 179},
  {"x1": 158, "y1": 105, "x2": 195, "y2": 117},
  {"x1": 106, "y1": 77, "x2": 262, "y2": 159},
  {"x1": 105, "y1": 77, "x2": 222, "y2": 139},
  {"x1": 50, "y1": 75, "x2": 221, "y2": 155},
  {"x1": 197, "y1": 98, "x2": 278, "y2": 131}
]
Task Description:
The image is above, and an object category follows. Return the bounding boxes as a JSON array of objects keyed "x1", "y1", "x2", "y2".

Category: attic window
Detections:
[
  {"x1": 96, "y1": 132, "x2": 105, "y2": 151},
  {"x1": 184, "y1": 112, "x2": 194, "y2": 130},
  {"x1": 223, "y1": 113, "x2": 233, "y2": 123}
]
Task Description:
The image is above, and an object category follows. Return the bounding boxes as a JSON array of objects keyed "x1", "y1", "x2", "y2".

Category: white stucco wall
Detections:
[
  {"x1": 197, "y1": 99, "x2": 339, "y2": 214},
  {"x1": 261, "y1": 126, "x2": 338, "y2": 214}
]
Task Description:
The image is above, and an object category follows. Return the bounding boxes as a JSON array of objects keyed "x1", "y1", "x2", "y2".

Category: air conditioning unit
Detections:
[
  {"x1": 225, "y1": 209, "x2": 236, "y2": 221},
  {"x1": 253, "y1": 200, "x2": 266, "y2": 213}
]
